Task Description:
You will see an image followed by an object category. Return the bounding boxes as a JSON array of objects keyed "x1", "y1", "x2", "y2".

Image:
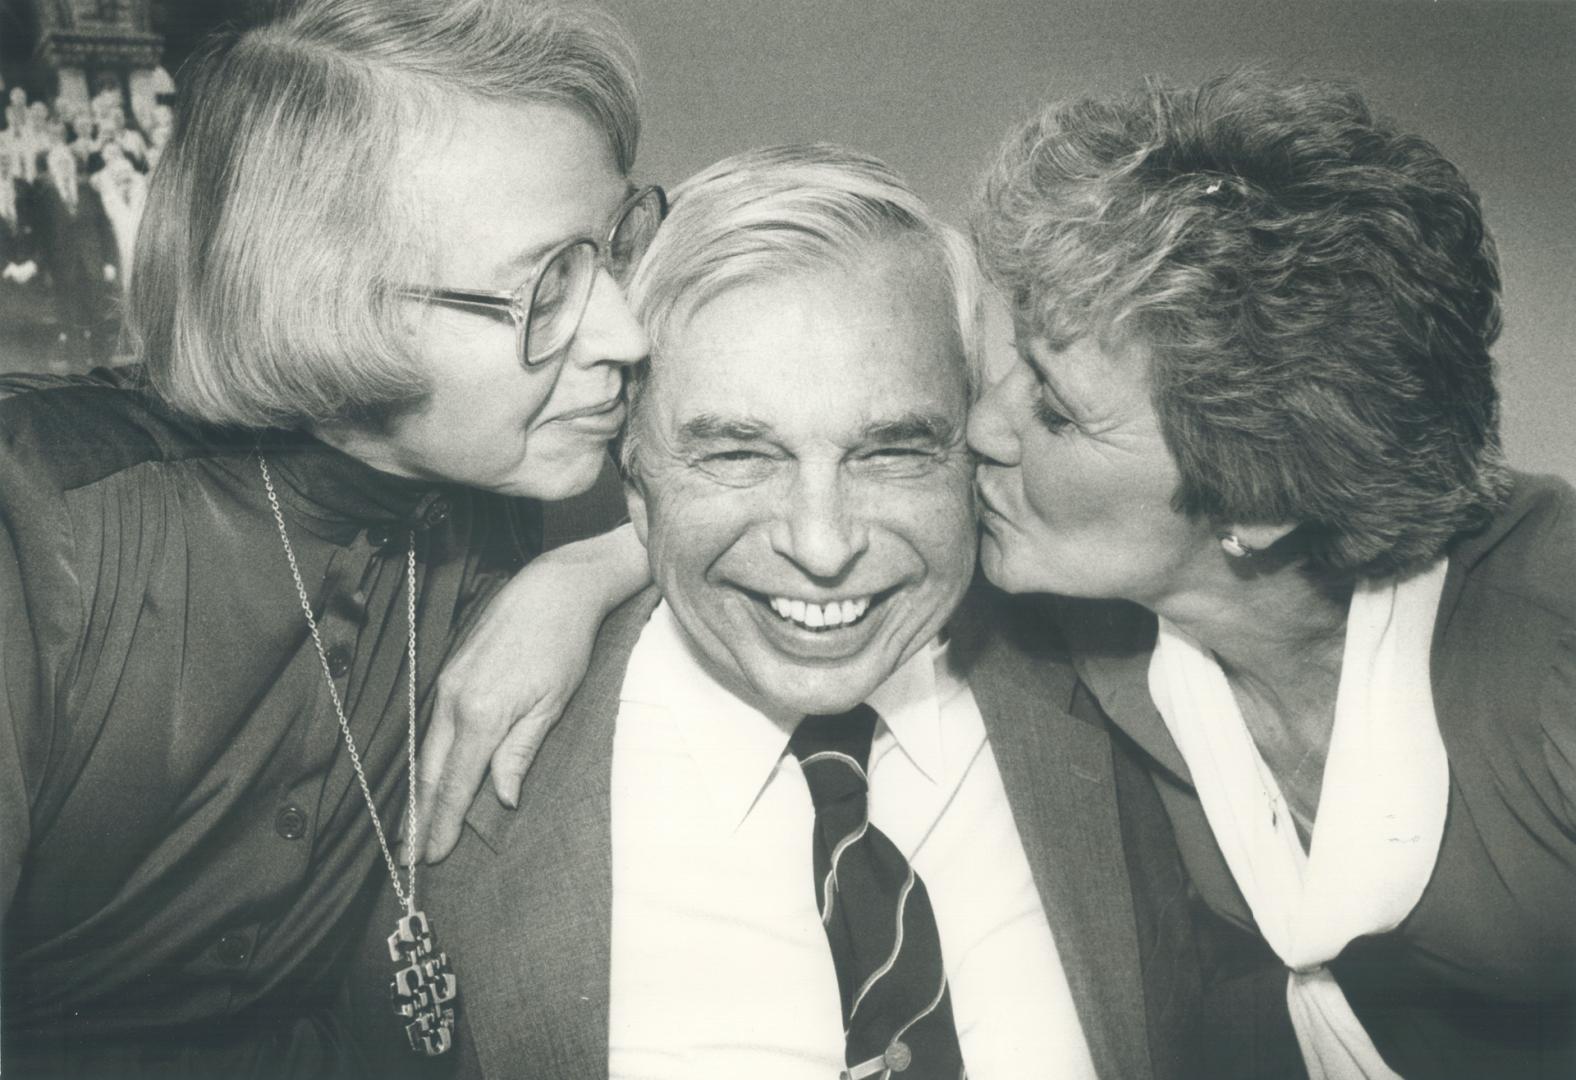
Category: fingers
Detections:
[
  {"x1": 489, "y1": 717, "x2": 551, "y2": 809},
  {"x1": 415, "y1": 699, "x2": 561, "y2": 864},
  {"x1": 407, "y1": 704, "x2": 458, "y2": 866},
  {"x1": 420, "y1": 703, "x2": 501, "y2": 865}
]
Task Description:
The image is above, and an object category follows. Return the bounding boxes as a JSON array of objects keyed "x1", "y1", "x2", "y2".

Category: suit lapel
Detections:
[
  {"x1": 1073, "y1": 648, "x2": 1189, "y2": 784},
  {"x1": 1052, "y1": 597, "x2": 1191, "y2": 785},
  {"x1": 953, "y1": 590, "x2": 1156, "y2": 1080},
  {"x1": 457, "y1": 590, "x2": 660, "y2": 1079}
]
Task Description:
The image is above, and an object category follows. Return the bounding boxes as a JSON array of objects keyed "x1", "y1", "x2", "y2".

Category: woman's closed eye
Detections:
[{"x1": 1032, "y1": 394, "x2": 1074, "y2": 433}]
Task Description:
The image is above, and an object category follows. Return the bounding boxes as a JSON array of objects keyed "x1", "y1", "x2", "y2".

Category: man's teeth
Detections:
[{"x1": 768, "y1": 595, "x2": 872, "y2": 629}]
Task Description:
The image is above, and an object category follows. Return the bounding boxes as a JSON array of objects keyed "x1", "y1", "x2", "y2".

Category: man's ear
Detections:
[{"x1": 624, "y1": 477, "x2": 650, "y2": 550}]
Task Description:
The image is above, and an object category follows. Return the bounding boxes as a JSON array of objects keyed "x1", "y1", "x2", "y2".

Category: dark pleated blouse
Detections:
[{"x1": 0, "y1": 368, "x2": 541, "y2": 1077}]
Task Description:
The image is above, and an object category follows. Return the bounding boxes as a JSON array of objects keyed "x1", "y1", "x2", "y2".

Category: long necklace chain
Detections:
[{"x1": 259, "y1": 456, "x2": 418, "y2": 914}]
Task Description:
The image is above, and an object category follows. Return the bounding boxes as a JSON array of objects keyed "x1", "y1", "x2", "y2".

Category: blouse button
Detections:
[
  {"x1": 325, "y1": 643, "x2": 352, "y2": 679},
  {"x1": 275, "y1": 804, "x2": 308, "y2": 840},
  {"x1": 423, "y1": 498, "x2": 450, "y2": 528},
  {"x1": 214, "y1": 932, "x2": 251, "y2": 967}
]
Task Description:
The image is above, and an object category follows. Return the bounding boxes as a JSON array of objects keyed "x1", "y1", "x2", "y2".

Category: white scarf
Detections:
[{"x1": 1147, "y1": 558, "x2": 1450, "y2": 1079}]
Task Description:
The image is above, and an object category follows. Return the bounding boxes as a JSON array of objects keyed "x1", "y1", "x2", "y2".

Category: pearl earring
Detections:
[{"x1": 1219, "y1": 533, "x2": 1255, "y2": 559}]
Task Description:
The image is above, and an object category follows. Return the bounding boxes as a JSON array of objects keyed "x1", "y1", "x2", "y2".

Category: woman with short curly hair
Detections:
[{"x1": 969, "y1": 69, "x2": 1573, "y2": 1079}]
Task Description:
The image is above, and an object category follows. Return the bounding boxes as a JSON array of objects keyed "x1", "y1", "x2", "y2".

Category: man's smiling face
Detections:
[{"x1": 627, "y1": 242, "x2": 977, "y2": 716}]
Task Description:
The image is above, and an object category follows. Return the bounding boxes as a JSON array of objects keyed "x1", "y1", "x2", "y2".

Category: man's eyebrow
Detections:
[
  {"x1": 677, "y1": 415, "x2": 774, "y2": 443},
  {"x1": 862, "y1": 412, "x2": 960, "y2": 446}
]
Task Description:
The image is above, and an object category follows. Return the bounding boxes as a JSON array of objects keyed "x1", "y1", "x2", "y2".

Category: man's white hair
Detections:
[{"x1": 621, "y1": 143, "x2": 984, "y2": 478}]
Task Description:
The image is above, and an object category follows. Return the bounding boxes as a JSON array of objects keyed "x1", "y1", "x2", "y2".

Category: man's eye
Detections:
[
  {"x1": 855, "y1": 446, "x2": 945, "y2": 479},
  {"x1": 695, "y1": 447, "x2": 778, "y2": 486}
]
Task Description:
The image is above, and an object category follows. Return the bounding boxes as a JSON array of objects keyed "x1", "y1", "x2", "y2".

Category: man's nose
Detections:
[
  {"x1": 569, "y1": 267, "x2": 648, "y2": 368},
  {"x1": 771, "y1": 471, "x2": 870, "y2": 581},
  {"x1": 966, "y1": 366, "x2": 1023, "y2": 467}
]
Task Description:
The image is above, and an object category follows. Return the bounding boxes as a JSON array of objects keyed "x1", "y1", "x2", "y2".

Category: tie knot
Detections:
[{"x1": 789, "y1": 704, "x2": 878, "y2": 810}]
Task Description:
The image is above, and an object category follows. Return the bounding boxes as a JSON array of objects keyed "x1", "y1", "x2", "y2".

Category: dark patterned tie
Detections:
[{"x1": 789, "y1": 705, "x2": 967, "y2": 1080}]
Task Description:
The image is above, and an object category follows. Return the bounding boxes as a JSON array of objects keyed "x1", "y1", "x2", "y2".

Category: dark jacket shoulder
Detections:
[
  {"x1": 946, "y1": 580, "x2": 1096, "y2": 714},
  {"x1": 459, "y1": 586, "x2": 659, "y2": 857},
  {"x1": 345, "y1": 588, "x2": 661, "y2": 1080}
]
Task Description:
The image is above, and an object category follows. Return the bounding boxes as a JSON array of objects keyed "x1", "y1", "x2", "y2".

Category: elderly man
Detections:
[
  {"x1": 354, "y1": 145, "x2": 1200, "y2": 1080},
  {"x1": 0, "y1": 1, "x2": 657, "y2": 1074}
]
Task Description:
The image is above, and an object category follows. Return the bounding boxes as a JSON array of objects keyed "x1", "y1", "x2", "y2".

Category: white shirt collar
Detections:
[{"x1": 621, "y1": 601, "x2": 949, "y2": 831}]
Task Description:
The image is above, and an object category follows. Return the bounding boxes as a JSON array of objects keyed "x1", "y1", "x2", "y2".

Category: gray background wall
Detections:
[{"x1": 602, "y1": 0, "x2": 1575, "y2": 481}]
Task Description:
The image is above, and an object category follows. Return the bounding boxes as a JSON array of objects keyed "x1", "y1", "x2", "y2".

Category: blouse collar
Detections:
[{"x1": 253, "y1": 427, "x2": 452, "y2": 536}]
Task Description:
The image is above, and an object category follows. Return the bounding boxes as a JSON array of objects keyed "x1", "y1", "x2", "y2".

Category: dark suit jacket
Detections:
[{"x1": 349, "y1": 586, "x2": 1202, "y2": 1079}]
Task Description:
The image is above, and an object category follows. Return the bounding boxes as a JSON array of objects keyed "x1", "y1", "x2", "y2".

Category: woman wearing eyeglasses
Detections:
[{"x1": 0, "y1": 2, "x2": 661, "y2": 1075}]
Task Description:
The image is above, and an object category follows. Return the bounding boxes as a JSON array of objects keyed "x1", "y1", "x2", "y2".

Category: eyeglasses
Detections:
[{"x1": 394, "y1": 184, "x2": 666, "y2": 368}]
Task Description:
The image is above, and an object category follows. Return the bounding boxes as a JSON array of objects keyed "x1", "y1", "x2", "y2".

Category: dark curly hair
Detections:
[{"x1": 974, "y1": 68, "x2": 1512, "y2": 578}]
